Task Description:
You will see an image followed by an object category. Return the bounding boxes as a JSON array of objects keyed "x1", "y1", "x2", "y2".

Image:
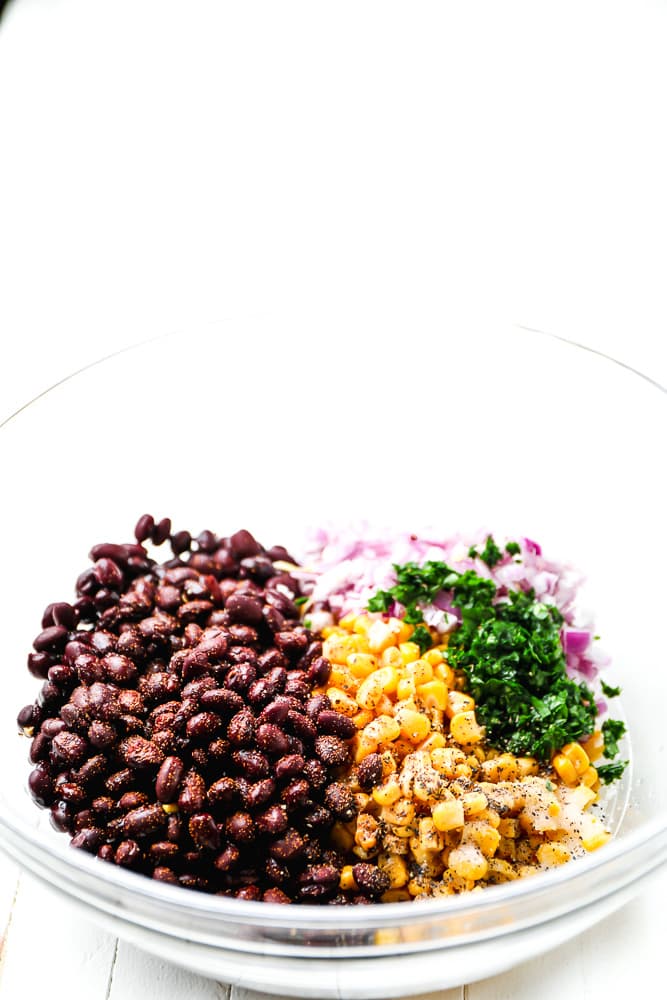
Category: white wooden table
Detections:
[{"x1": 1, "y1": 2, "x2": 666, "y2": 998}]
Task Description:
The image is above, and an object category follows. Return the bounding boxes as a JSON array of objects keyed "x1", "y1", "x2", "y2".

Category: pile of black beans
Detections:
[{"x1": 16, "y1": 517, "x2": 389, "y2": 904}]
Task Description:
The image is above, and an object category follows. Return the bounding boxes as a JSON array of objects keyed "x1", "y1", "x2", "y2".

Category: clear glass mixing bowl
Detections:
[{"x1": 0, "y1": 315, "x2": 664, "y2": 998}]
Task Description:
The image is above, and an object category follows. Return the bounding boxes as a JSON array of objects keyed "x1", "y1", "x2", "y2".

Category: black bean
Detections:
[
  {"x1": 155, "y1": 756, "x2": 184, "y2": 803},
  {"x1": 315, "y1": 735, "x2": 352, "y2": 768},
  {"x1": 71, "y1": 828, "x2": 104, "y2": 853},
  {"x1": 317, "y1": 710, "x2": 357, "y2": 739},
  {"x1": 225, "y1": 593, "x2": 264, "y2": 626},
  {"x1": 123, "y1": 804, "x2": 167, "y2": 838},
  {"x1": 115, "y1": 839, "x2": 141, "y2": 867},
  {"x1": 256, "y1": 723, "x2": 290, "y2": 756},
  {"x1": 357, "y1": 753, "x2": 383, "y2": 790},
  {"x1": 324, "y1": 783, "x2": 357, "y2": 821},
  {"x1": 33, "y1": 626, "x2": 69, "y2": 654},
  {"x1": 225, "y1": 811, "x2": 256, "y2": 844},
  {"x1": 352, "y1": 863, "x2": 390, "y2": 897},
  {"x1": 189, "y1": 813, "x2": 221, "y2": 851}
]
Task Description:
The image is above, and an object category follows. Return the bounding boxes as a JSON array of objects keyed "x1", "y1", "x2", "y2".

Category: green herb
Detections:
[
  {"x1": 505, "y1": 541, "x2": 521, "y2": 556},
  {"x1": 600, "y1": 679, "x2": 622, "y2": 698},
  {"x1": 545, "y1": 779, "x2": 555, "y2": 791},
  {"x1": 601, "y1": 718, "x2": 626, "y2": 758},
  {"x1": 367, "y1": 559, "x2": 597, "y2": 762},
  {"x1": 294, "y1": 596, "x2": 309, "y2": 607},
  {"x1": 468, "y1": 535, "x2": 503, "y2": 568},
  {"x1": 410, "y1": 625, "x2": 433, "y2": 655},
  {"x1": 303, "y1": 618, "x2": 312, "y2": 629},
  {"x1": 597, "y1": 760, "x2": 629, "y2": 784}
]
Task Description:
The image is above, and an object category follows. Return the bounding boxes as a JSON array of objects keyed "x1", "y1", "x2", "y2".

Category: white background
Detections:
[{"x1": 0, "y1": 2, "x2": 665, "y2": 999}]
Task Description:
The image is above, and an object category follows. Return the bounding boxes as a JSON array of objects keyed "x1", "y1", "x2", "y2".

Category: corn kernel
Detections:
[
  {"x1": 561, "y1": 741, "x2": 590, "y2": 776},
  {"x1": 399, "y1": 641, "x2": 421, "y2": 664},
  {"x1": 367, "y1": 620, "x2": 399, "y2": 653},
  {"x1": 498, "y1": 818, "x2": 520, "y2": 839},
  {"x1": 380, "y1": 798, "x2": 415, "y2": 827},
  {"x1": 423, "y1": 649, "x2": 444, "y2": 667},
  {"x1": 448, "y1": 843, "x2": 489, "y2": 881},
  {"x1": 353, "y1": 709, "x2": 375, "y2": 729},
  {"x1": 449, "y1": 710, "x2": 484, "y2": 744},
  {"x1": 417, "y1": 732, "x2": 446, "y2": 753},
  {"x1": 328, "y1": 667, "x2": 358, "y2": 694},
  {"x1": 552, "y1": 753, "x2": 578, "y2": 786},
  {"x1": 581, "y1": 730, "x2": 605, "y2": 763},
  {"x1": 446, "y1": 690, "x2": 475, "y2": 719},
  {"x1": 379, "y1": 646, "x2": 404, "y2": 670},
  {"x1": 396, "y1": 707, "x2": 431, "y2": 744},
  {"x1": 327, "y1": 687, "x2": 359, "y2": 716},
  {"x1": 355, "y1": 813, "x2": 380, "y2": 850},
  {"x1": 397, "y1": 620, "x2": 414, "y2": 642},
  {"x1": 407, "y1": 659, "x2": 433, "y2": 686},
  {"x1": 356, "y1": 673, "x2": 385, "y2": 710},
  {"x1": 581, "y1": 814, "x2": 611, "y2": 851},
  {"x1": 339, "y1": 865, "x2": 357, "y2": 890},
  {"x1": 355, "y1": 734, "x2": 379, "y2": 761},
  {"x1": 372, "y1": 776, "x2": 402, "y2": 806},
  {"x1": 434, "y1": 662, "x2": 455, "y2": 686},
  {"x1": 364, "y1": 715, "x2": 401, "y2": 744},
  {"x1": 378, "y1": 853, "x2": 409, "y2": 888},
  {"x1": 537, "y1": 842, "x2": 572, "y2": 866},
  {"x1": 346, "y1": 652, "x2": 378, "y2": 678},
  {"x1": 380, "y1": 889, "x2": 412, "y2": 904},
  {"x1": 432, "y1": 799, "x2": 465, "y2": 832},
  {"x1": 461, "y1": 791, "x2": 488, "y2": 816},
  {"x1": 396, "y1": 676, "x2": 417, "y2": 700},
  {"x1": 462, "y1": 821, "x2": 501, "y2": 857},
  {"x1": 581, "y1": 765, "x2": 599, "y2": 789},
  {"x1": 339, "y1": 612, "x2": 359, "y2": 630},
  {"x1": 351, "y1": 614, "x2": 372, "y2": 634},
  {"x1": 416, "y1": 679, "x2": 448, "y2": 711},
  {"x1": 323, "y1": 633, "x2": 360, "y2": 664},
  {"x1": 431, "y1": 747, "x2": 465, "y2": 776},
  {"x1": 418, "y1": 817, "x2": 445, "y2": 852}
]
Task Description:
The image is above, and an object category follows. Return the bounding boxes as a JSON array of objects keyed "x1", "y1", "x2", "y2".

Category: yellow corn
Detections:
[
  {"x1": 326, "y1": 687, "x2": 359, "y2": 716},
  {"x1": 339, "y1": 865, "x2": 357, "y2": 890},
  {"x1": 432, "y1": 799, "x2": 465, "y2": 832},
  {"x1": 449, "y1": 710, "x2": 484, "y2": 744},
  {"x1": 561, "y1": 741, "x2": 590, "y2": 776},
  {"x1": 396, "y1": 707, "x2": 432, "y2": 743},
  {"x1": 552, "y1": 753, "x2": 578, "y2": 786},
  {"x1": 347, "y1": 652, "x2": 378, "y2": 678},
  {"x1": 446, "y1": 690, "x2": 475, "y2": 719},
  {"x1": 372, "y1": 776, "x2": 402, "y2": 806},
  {"x1": 398, "y1": 642, "x2": 420, "y2": 664},
  {"x1": 537, "y1": 842, "x2": 572, "y2": 866},
  {"x1": 448, "y1": 844, "x2": 489, "y2": 881},
  {"x1": 378, "y1": 853, "x2": 409, "y2": 888},
  {"x1": 417, "y1": 679, "x2": 448, "y2": 711}
]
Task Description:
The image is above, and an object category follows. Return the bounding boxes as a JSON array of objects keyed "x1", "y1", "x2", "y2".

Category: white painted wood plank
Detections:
[
  {"x1": 0, "y1": 874, "x2": 116, "y2": 999},
  {"x1": 468, "y1": 866, "x2": 667, "y2": 1000},
  {"x1": 108, "y1": 940, "x2": 228, "y2": 1000}
]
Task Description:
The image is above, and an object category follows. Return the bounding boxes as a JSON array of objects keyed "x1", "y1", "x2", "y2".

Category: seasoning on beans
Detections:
[{"x1": 16, "y1": 519, "x2": 380, "y2": 904}]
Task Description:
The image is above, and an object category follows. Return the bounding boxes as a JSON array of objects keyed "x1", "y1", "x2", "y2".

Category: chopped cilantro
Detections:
[
  {"x1": 303, "y1": 618, "x2": 312, "y2": 629},
  {"x1": 601, "y1": 718, "x2": 626, "y2": 758},
  {"x1": 410, "y1": 625, "x2": 432, "y2": 655},
  {"x1": 294, "y1": 596, "x2": 309, "y2": 607},
  {"x1": 367, "y1": 558, "x2": 597, "y2": 762},
  {"x1": 505, "y1": 541, "x2": 521, "y2": 556},
  {"x1": 367, "y1": 590, "x2": 393, "y2": 613},
  {"x1": 545, "y1": 779, "x2": 555, "y2": 791},
  {"x1": 597, "y1": 760, "x2": 629, "y2": 784},
  {"x1": 468, "y1": 535, "x2": 503, "y2": 568},
  {"x1": 600, "y1": 679, "x2": 622, "y2": 699}
]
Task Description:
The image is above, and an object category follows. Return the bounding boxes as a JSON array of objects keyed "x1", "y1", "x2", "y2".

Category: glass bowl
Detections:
[{"x1": 0, "y1": 315, "x2": 665, "y2": 998}]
